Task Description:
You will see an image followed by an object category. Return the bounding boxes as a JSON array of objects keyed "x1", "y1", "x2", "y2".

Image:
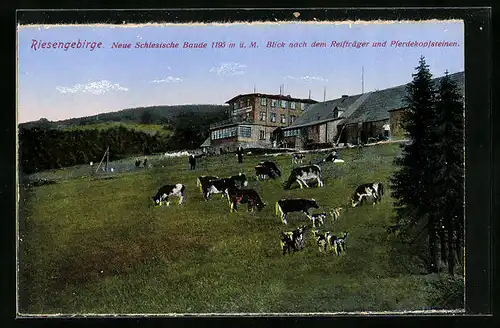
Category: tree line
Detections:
[{"x1": 390, "y1": 56, "x2": 464, "y2": 276}]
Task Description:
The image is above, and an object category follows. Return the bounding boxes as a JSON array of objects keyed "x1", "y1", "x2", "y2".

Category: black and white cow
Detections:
[
  {"x1": 323, "y1": 150, "x2": 339, "y2": 162},
  {"x1": 202, "y1": 173, "x2": 248, "y2": 200},
  {"x1": 275, "y1": 198, "x2": 320, "y2": 225},
  {"x1": 226, "y1": 186, "x2": 267, "y2": 213},
  {"x1": 291, "y1": 153, "x2": 305, "y2": 165},
  {"x1": 152, "y1": 184, "x2": 186, "y2": 207},
  {"x1": 197, "y1": 175, "x2": 219, "y2": 193},
  {"x1": 351, "y1": 182, "x2": 385, "y2": 207},
  {"x1": 309, "y1": 212, "x2": 328, "y2": 228},
  {"x1": 279, "y1": 224, "x2": 308, "y2": 255},
  {"x1": 283, "y1": 164, "x2": 324, "y2": 190},
  {"x1": 255, "y1": 160, "x2": 281, "y2": 180}
]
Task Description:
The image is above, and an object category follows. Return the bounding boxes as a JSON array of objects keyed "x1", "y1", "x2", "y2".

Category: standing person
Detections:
[
  {"x1": 237, "y1": 146, "x2": 244, "y2": 164},
  {"x1": 383, "y1": 123, "x2": 391, "y2": 140},
  {"x1": 189, "y1": 154, "x2": 196, "y2": 170},
  {"x1": 143, "y1": 157, "x2": 148, "y2": 168}
]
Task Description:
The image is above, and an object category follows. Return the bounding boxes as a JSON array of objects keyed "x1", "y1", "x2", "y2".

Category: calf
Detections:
[
  {"x1": 309, "y1": 212, "x2": 328, "y2": 228},
  {"x1": 226, "y1": 186, "x2": 267, "y2": 213},
  {"x1": 203, "y1": 173, "x2": 248, "y2": 200},
  {"x1": 351, "y1": 182, "x2": 385, "y2": 207},
  {"x1": 283, "y1": 164, "x2": 324, "y2": 190},
  {"x1": 279, "y1": 225, "x2": 308, "y2": 255},
  {"x1": 329, "y1": 207, "x2": 343, "y2": 224},
  {"x1": 291, "y1": 153, "x2": 305, "y2": 165},
  {"x1": 152, "y1": 184, "x2": 186, "y2": 207},
  {"x1": 255, "y1": 160, "x2": 281, "y2": 180},
  {"x1": 275, "y1": 198, "x2": 320, "y2": 225}
]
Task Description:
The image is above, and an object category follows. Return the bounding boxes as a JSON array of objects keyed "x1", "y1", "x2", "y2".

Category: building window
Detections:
[
  {"x1": 260, "y1": 111, "x2": 267, "y2": 121},
  {"x1": 290, "y1": 102, "x2": 296, "y2": 109},
  {"x1": 239, "y1": 126, "x2": 252, "y2": 138},
  {"x1": 261, "y1": 98, "x2": 267, "y2": 106},
  {"x1": 333, "y1": 107, "x2": 338, "y2": 118},
  {"x1": 271, "y1": 99, "x2": 277, "y2": 107},
  {"x1": 281, "y1": 100, "x2": 287, "y2": 108},
  {"x1": 290, "y1": 115, "x2": 296, "y2": 124},
  {"x1": 270, "y1": 112, "x2": 277, "y2": 122},
  {"x1": 259, "y1": 130, "x2": 265, "y2": 140},
  {"x1": 245, "y1": 112, "x2": 251, "y2": 120},
  {"x1": 281, "y1": 114, "x2": 286, "y2": 123},
  {"x1": 297, "y1": 103, "x2": 302, "y2": 110},
  {"x1": 234, "y1": 102, "x2": 239, "y2": 110},
  {"x1": 283, "y1": 129, "x2": 299, "y2": 137},
  {"x1": 246, "y1": 99, "x2": 251, "y2": 107}
]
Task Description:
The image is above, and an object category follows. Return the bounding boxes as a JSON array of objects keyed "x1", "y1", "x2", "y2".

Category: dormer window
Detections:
[{"x1": 333, "y1": 107, "x2": 339, "y2": 118}]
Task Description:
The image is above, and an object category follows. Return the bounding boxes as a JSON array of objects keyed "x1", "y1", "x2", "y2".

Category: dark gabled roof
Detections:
[
  {"x1": 225, "y1": 93, "x2": 318, "y2": 104},
  {"x1": 200, "y1": 137, "x2": 211, "y2": 148},
  {"x1": 343, "y1": 71, "x2": 464, "y2": 124},
  {"x1": 283, "y1": 92, "x2": 371, "y2": 129}
]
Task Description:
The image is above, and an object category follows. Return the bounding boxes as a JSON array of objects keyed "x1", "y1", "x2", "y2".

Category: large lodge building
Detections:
[
  {"x1": 203, "y1": 71, "x2": 465, "y2": 152},
  {"x1": 207, "y1": 93, "x2": 318, "y2": 152}
]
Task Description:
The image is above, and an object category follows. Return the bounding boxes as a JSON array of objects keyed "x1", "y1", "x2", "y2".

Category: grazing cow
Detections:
[
  {"x1": 291, "y1": 153, "x2": 305, "y2": 164},
  {"x1": 323, "y1": 150, "x2": 339, "y2": 162},
  {"x1": 152, "y1": 184, "x2": 186, "y2": 207},
  {"x1": 197, "y1": 175, "x2": 219, "y2": 189},
  {"x1": 255, "y1": 160, "x2": 281, "y2": 180},
  {"x1": 226, "y1": 186, "x2": 267, "y2": 213},
  {"x1": 309, "y1": 212, "x2": 328, "y2": 228},
  {"x1": 312, "y1": 230, "x2": 348, "y2": 255},
  {"x1": 279, "y1": 225, "x2": 308, "y2": 255},
  {"x1": 329, "y1": 207, "x2": 343, "y2": 224},
  {"x1": 351, "y1": 182, "x2": 385, "y2": 207},
  {"x1": 188, "y1": 154, "x2": 196, "y2": 170},
  {"x1": 202, "y1": 173, "x2": 248, "y2": 200},
  {"x1": 283, "y1": 164, "x2": 324, "y2": 190},
  {"x1": 275, "y1": 198, "x2": 320, "y2": 225}
]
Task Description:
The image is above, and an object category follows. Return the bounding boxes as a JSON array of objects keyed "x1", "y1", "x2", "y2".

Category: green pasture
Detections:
[{"x1": 18, "y1": 143, "x2": 462, "y2": 314}]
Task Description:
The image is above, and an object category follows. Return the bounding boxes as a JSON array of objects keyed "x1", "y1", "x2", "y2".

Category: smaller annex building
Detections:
[{"x1": 281, "y1": 71, "x2": 465, "y2": 149}]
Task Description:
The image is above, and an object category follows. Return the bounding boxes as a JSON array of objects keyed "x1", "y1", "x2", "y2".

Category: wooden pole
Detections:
[{"x1": 105, "y1": 146, "x2": 109, "y2": 172}]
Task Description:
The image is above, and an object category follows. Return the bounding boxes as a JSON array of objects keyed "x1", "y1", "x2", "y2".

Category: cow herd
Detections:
[{"x1": 151, "y1": 150, "x2": 385, "y2": 257}]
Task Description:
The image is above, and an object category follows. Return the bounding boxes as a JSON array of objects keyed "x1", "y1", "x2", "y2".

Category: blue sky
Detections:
[{"x1": 17, "y1": 21, "x2": 464, "y2": 123}]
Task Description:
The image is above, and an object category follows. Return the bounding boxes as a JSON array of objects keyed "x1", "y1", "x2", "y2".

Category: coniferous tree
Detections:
[
  {"x1": 431, "y1": 71, "x2": 465, "y2": 275},
  {"x1": 390, "y1": 56, "x2": 440, "y2": 272}
]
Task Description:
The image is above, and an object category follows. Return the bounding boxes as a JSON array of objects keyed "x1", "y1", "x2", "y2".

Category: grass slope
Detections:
[{"x1": 18, "y1": 143, "x2": 459, "y2": 314}]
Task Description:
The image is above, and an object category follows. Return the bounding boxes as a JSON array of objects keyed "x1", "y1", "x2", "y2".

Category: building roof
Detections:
[
  {"x1": 284, "y1": 71, "x2": 465, "y2": 129},
  {"x1": 200, "y1": 137, "x2": 211, "y2": 148},
  {"x1": 225, "y1": 93, "x2": 318, "y2": 104},
  {"x1": 283, "y1": 92, "x2": 371, "y2": 129}
]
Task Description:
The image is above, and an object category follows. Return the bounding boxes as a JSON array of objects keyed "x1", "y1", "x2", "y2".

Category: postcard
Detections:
[{"x1": 16, "y1": 14, "x2": 467, "y2": 316}]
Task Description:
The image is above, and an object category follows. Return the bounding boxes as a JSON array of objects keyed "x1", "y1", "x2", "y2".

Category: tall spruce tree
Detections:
[
  {"x1": 390, "y1": 56, "x2": 440, "y2": 273},
  {"x1": 431, "y1": 71, "x2": 465, "y2": 275}
]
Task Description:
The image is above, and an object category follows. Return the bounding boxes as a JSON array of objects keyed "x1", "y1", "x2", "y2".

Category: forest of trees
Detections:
[
  {"x1": 18, "y1": 104, "x2": 230, "y2": 174},
  {"x1": 390, "y1": 56, "x2": 465, "y2": 276}
]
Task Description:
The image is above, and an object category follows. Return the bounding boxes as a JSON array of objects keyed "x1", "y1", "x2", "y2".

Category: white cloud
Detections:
[
  {"x1": 209, "y1": 62, "x2": 246, "y2": 76},
  {"x1": 285, "y1": 75, "x2": 329, "y2": 82},
  {"x1": 56, "y1": 80, "x2": 128, "y2": 95},
  {"x1": 150, "y1": 76, "x2": 183, "y2": 83}
]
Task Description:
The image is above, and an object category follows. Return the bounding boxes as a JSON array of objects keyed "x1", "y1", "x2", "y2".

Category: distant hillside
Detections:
[
  {"x1": 63, "y1": 122, "x2": 172, "y2": 137},
  {"x1": 19, "y1": 104, "x2": 230, "y2": 130}
]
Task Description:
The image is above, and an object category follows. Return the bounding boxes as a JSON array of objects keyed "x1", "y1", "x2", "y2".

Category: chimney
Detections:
[
  {"x1": 342, "y1": 95, "x2": 348, "y2": 98},
  {"x1": 308, "y1": 90, "x2": 311, "y2": 99}
]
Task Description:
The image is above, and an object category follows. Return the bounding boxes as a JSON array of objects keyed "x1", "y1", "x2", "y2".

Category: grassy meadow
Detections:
[
  {"x1": 18, "y1": 143, "x2": 462, "y2": 314},
  {"x1": 62, "y1": 122, "x2": 172, "y2": 136}
]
